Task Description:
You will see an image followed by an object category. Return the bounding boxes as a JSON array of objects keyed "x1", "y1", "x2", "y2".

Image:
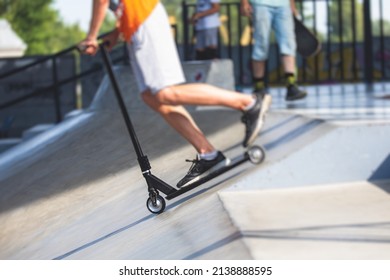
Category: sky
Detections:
[{"x1": 52, "y1": 0, "x2": 92, "y2": 32}]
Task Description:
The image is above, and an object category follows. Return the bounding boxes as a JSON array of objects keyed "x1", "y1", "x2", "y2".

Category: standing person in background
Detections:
[
  {"x1": 190, "y1": 0, "x2": 221, "y2": 60},
  {"x1": 240, "y1": 0, "x2": 307, "y2": 101},
  {"x1": 79, "y1": 0, "x2": 272, "y2": 188}
]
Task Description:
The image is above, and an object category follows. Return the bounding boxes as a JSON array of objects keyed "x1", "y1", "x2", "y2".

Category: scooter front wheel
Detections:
[{"x1": 146, "y1": 194, "x2": 166, "y2": 214}]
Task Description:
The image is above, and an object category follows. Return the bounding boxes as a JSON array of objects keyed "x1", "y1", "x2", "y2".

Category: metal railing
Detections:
[
  {"x1": 0, "y1": 25, "x2": 180, "y2": 137},
  {"x1": 0, "y1": 38, "x2": 129, "y2": 139},
  {"x1": 181, "y1": 0, "x2": 389, "y2": 86},
  {"x1": 0, "y1": 45, "x2": 128, "y2": 116},
  {"x1": 0, "y1": 45, "x2": 79, "y2": 123}
]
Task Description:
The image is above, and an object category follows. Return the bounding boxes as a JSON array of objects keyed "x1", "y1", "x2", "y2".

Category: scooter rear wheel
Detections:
[{"x1": 247, "y1": 145, "x2": 265, "y2": 164}]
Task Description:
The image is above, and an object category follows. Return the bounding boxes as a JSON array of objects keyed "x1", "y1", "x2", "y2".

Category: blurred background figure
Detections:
[
  {"x1": 240, "y1": 0, "x2": 307, "y2": 101},
  {"x1": 190, "y1": 0, "x2": 221, "y2": 60}
]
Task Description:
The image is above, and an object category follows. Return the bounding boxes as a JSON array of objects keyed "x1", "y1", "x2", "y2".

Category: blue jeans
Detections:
[{"x1": 251, "y1": 4, "x2": 296, "y2": 61}]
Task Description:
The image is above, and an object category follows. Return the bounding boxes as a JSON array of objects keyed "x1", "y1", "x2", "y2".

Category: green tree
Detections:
[
  {"x1": 0, "y1": 0, "x2": 86, "y2": 55},
  {"x1": 1, "y1": 0, "x2": 56, "y2": 54},
  {"x1": 46, "y1": 22, "x2": 86, "y2": 53}
]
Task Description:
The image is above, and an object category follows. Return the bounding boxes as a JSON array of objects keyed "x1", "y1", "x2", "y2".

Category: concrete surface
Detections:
[
  {"x1": 0, "y1": 66, "x2": 389, "y2": 260},
  {"x1": 221, "y1": 180, "x2": 390, "y2": 259}
]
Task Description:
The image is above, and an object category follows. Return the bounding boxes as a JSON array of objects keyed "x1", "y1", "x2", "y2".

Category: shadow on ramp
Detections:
[{"x1": 369, "y1": 154, "x2": 390, "y2": 193}]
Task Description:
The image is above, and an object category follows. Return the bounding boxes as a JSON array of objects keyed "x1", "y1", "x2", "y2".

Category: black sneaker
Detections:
[
  {"x1": 241, "y1": 94, "x2": 272, "y2": 147},
  {"x1": 177, "y1": 151, "x2": 230, "y2": 188},
  {"x1": 286, "y1": 84, "x2": 307, "y2": 101}
]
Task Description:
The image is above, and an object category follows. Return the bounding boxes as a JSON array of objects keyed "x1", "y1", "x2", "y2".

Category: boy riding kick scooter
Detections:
[
  {"x1": 98, "y1": 43, "x2": 266, "y2": 214},
  {"x1": 79, "y1": 0, "x2": 270, "y2": 214}
]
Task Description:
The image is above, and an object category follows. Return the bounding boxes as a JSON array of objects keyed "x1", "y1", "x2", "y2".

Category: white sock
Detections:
[
  {"x1": 244, "y1": 96, "x2": 256, "y2": 111},
  {"x1": 199, "y1": 150, "x2": 218, "y2": 161}
]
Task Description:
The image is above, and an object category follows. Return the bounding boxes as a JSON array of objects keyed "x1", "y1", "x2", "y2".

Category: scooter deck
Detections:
[{"x1": 165, "y1": 152, "x2": 249, "y2": 200}]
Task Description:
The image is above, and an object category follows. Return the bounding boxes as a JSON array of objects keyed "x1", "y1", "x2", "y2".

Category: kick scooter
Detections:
[{"x1": 99, "y1": 44, "x2": 265, "y2": 214}]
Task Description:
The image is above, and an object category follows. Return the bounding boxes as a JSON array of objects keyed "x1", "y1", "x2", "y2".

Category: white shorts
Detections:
[{"x1": 127, "y1": 3, "x2": 186, "y2": 94}]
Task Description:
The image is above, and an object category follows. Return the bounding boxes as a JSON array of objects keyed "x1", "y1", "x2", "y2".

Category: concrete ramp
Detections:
[
  {"x1": 0, "y1": 66, "x2": 389, "y2": 260},
  {"x1": 0, "y1": 64, "x2": 263, "y2": 259},
  {"x1": 220, "y1": 180, "x2": 390, "y2": 259}
]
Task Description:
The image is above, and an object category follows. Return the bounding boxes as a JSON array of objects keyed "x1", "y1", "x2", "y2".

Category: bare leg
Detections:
[
  {"x1": 142, "y1": 83, "x2": 261, "y2": 154},
  {"x1": 253, "y1": 56, "x2": 295, "y2": 77},
  {"x1": 252, "y1": 59, "x2": 266, "y2": 78},
  {"x1": 155, "y1": 84, "x2": 254, "y2": 111},
  {"x1": 142, "y1": 91, "x2": 215, "y2": 154},
  {"x1": 282, "y1": 55, "x2": 296, "y2": 74}
]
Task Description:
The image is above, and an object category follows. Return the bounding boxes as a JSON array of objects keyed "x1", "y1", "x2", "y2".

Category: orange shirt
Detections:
[{"x1": 117, "y1": 0, "x2": 159, "y2": 41}]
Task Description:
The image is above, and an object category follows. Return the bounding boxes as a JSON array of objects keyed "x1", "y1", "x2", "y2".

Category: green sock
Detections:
[
  {"x1": 253, "y1": 77, "x2": 265, "y2": 91},
  {"x1": 285, "y1": 73, "x2": 296, "y2": 87}
]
